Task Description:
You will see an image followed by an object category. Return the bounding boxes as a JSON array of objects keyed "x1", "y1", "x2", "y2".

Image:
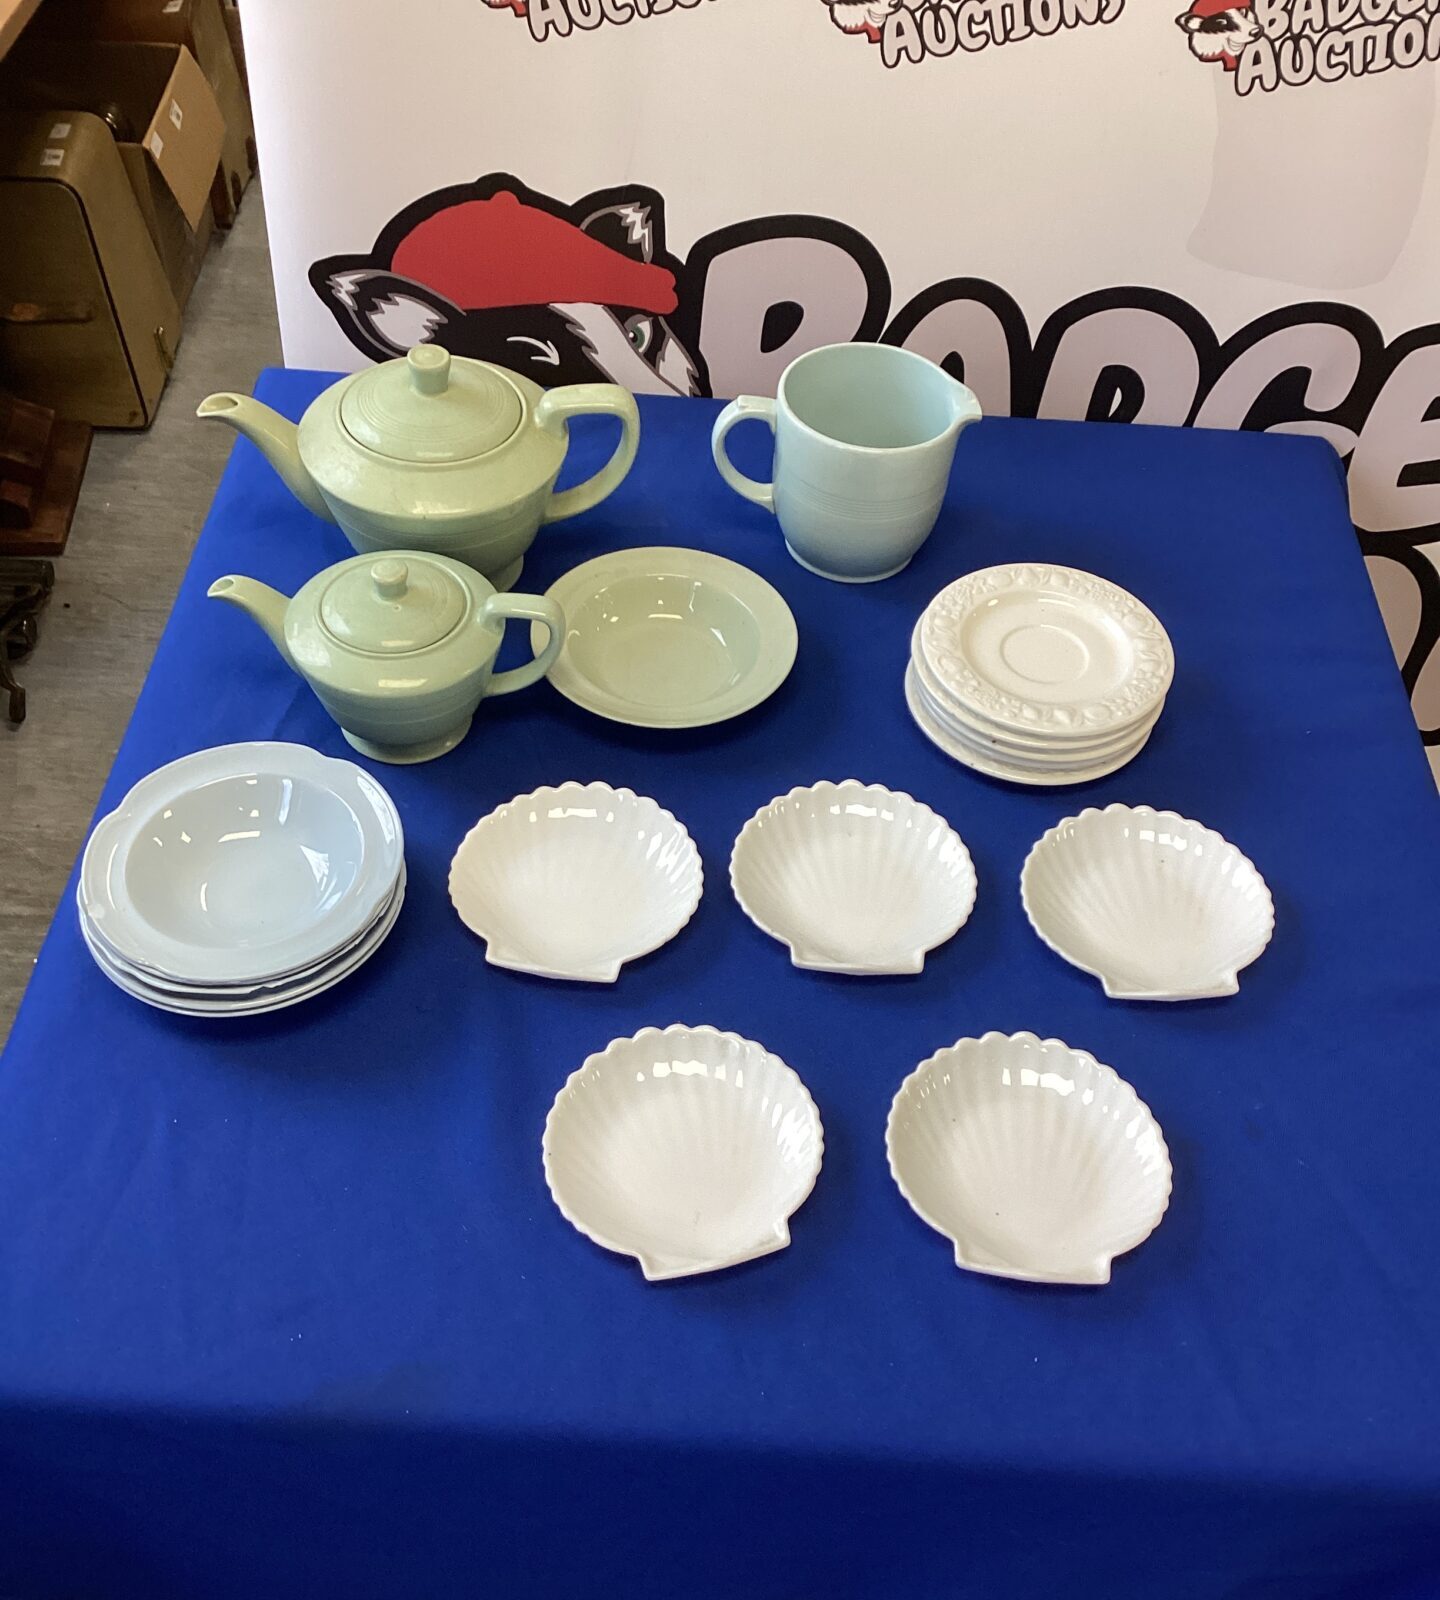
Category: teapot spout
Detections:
[
  {"x1": 208, "y1": 575, "x2": 293, "y2": 667},
  {"x1": 196, "y1": 393, "x2": 334, "y2": 524}
]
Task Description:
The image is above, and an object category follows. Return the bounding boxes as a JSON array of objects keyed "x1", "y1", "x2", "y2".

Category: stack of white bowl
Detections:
[
  {"x1": 77, "y1": 743, "x2": 405, "y2": 1017},
  {"x1": 906, "y1": 562, "x2": 1174, "y2": 786}
]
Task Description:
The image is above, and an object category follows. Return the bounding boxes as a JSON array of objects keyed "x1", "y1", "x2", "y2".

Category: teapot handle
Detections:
[
  {"x1": 481, "y1": 593, "x2": 565, "y2": 698},
  {"x1": 536, "y1": 385, "x2": 641, "y2": 523}
]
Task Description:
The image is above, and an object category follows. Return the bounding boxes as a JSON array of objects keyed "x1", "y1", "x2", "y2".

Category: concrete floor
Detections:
[{"x1": 0, "y1": 187, "x2": 281, "y2": 1046}]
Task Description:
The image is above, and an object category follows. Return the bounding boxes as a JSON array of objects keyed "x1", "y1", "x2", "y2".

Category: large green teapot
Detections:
[{"x1": 198, "y1": 345, "x2": 640, "y2": 592}]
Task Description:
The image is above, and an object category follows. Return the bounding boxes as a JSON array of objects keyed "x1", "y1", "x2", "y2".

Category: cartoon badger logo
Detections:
[
  {"x1": 825, "y1": 0, "x2": 903, "y2": 44},
  {"x1": 1176, "y1": 0, "x2": 1262, "y2": 70},
  {"x1": 310, "y1": 175, "x2": 704, "y2": 396}
]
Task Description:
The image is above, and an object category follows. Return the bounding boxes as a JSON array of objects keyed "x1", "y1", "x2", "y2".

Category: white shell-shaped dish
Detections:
[
  {"x1": 887, "y1": 1031, "x2": 1172, "y2": 1285},
  {"x1": 730, "y1": 780, "x2": 977, "y2": 975},
  {"x1": 1021, "y1": 805, "x2": 1275, "y2": 1001},
  {"x1": 449, "y1": 783, "x2": 703, "y2": 983},
  {"x1": 543, "y1": 1024, "x2": 824, "y2": 1281}
]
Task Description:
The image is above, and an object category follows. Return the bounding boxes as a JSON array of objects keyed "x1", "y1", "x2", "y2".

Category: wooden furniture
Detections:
[
  {"x1": 0, "y1": 388, "x2": 91, "y2": 557},
  {"x1": 0, "y1": 553, "x2": 54, "y2": 722}
]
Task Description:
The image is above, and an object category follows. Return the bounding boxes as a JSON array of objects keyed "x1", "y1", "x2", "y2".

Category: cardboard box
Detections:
[
  {"x1": 34, "y1": 0, "x2": 256, "y2": 226},
  {"x1": 0, "y1": 0, "x2": 43, "y2": 58},
  {"x1": 220, "y1": 0, "x2": 243, "y2": 96},
  {"x1": 0, "y1": 109, "x2": 181, "y2": 426},
  {"x1": 1, "y1": 37, "x2": 224, "y2": 304}
]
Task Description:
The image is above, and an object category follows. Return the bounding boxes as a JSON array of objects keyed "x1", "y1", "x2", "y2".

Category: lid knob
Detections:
[
  {"x1": 371, "y1": 559, "x2": 410, "y2": 600},
  {"x1": 407, "y1": 344, "x2": 451, "y2": 396}
]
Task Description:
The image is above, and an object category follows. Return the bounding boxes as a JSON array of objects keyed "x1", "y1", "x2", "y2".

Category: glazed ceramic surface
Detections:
[
  {"x1": 907, "y1": 665, "x2": 1156, "y2": 775},
  {"x1": 448, "y1": 782, "x2": 703, "y2": 982},
  {"x1": 712, "y1": 343, "x2": 982, "y2": 583},
  {"x1": 887, "y1": 1031, "x2": 1172, "y2": 1285},
  {"x1": 1021, "y1": 804, "x2": 1275, "y2": 1001},
  {"x1": 543, "y1": 1024, "x2": 824, "y2": 1281},
  {"x1": 198, "y1": 345, "x2": 640, "y2": 591},
  {"x1": 919, "y1": 563, "x2": 1173, "y2": 737},
  {"x1": 912, "y1": 670, "x2": 1158, "y2": 771},
  {"x1": 78, "y1": 744, "x2": 404, "y2": 985},
  {"x1": 82, "y1": 869, "x2": 406, "y2": 1017},
  {"x1": 730, "y1": 780, "x2": 976, "y2": 974},
  {"x1": 905, "y1": 665, "x2": 1153, "y2": 786},
  {"x1": 910, "y1": 622, "x2": 1163, "y2": 758},
  {"x1": 83, "y1": 867, "x2": 404, "y2": 998},
  {"x1": 535, "y1": 546, "x2": 798, "y2": 729},
  {"x1": 209, "y1": 550, "x2": 563, "y2": 764}
]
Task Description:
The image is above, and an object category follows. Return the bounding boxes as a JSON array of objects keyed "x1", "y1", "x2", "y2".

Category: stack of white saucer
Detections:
[
  {"x1": 906, "y1": 563, "x2": 1174, "y2": 786},
  {"x1": 78, "y1": 743, "x2": 405, "y2": 1017}
]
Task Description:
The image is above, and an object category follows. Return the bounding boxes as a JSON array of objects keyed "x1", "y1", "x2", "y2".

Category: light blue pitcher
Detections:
[{"x1": 712, "y1": 342, "x2": 983, "y2": 584}]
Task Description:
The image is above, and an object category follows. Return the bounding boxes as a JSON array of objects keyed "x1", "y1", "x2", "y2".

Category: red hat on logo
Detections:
[
  {"x1": 1184, "y1": 0, "x2": 1250, "y2": 12},
  {"x1": 391, "y1": 191, "x2": 679, "y2": 317}
]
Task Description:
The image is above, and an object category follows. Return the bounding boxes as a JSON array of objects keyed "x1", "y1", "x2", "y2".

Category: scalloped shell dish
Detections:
[
  {"x1": 729, "y1": 780, "x2": 977, "y2": 974},
  {"x1": 448, "y1": 783, "x2": 703, "y2": 983},
  {"x1": 1021, "y1": 805, "x2": 1275, "y2": 1001},
  {"x1": 543, "y1": 1025, "x2": 824, "y2": 1281},
  {"x1": 887, "y1": 1032, "x2": 1172, "y2": 1286}
]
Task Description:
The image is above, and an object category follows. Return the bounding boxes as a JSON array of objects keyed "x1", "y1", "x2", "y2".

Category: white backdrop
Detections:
[{"x1": 244, "y1": 0, "x2": 1440, "y2": 779}]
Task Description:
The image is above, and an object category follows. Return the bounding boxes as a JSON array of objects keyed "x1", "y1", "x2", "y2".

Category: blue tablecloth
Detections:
[{"x1": 2, "y1": 372, "x2": 1438, "y2": 1600}]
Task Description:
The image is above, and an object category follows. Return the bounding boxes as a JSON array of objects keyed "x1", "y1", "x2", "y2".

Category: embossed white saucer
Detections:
[
  {"x1": 730, "y1": 780, "x2": 976, "y2": 974},
  {"x1": 1021, "y1": 804, "x2": 1275, "y2": 1000},
  {"x1": 918, "y1": 563, "x2": 1174, "y2": 739},
  {"x1": 543, "y1": 1025, "x2": 824, "y2": 1281},
  {"x1": 910, "y1": 622, "x2": 1163, "y2": 758},
  {"x1": 906, "y1": 665, "x2": 1152, "y2": 786},
  {"x1": 887, "y1": 1031, "x2": 1172, "y2": 1285}
]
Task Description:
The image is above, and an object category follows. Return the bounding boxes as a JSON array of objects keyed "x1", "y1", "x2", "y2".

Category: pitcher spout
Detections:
[
  {"x1": 949, "y1": 378, "x2": 984, "y2": 436},
  {"x1": 196, "y1": 393, "x2": 334, "y2": 524}
]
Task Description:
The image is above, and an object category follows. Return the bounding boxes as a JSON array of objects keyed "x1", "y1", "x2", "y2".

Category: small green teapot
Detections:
[
  {"x1": 209, "y1": 550, "x2": 563, "y2": 764},
  {"x1": 198, "y1": 345, "x2": 640, "y2": 591}
]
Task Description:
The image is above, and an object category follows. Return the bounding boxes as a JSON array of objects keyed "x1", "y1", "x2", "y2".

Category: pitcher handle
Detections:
[
  {"x1": 711, "y1": 397, "x2": 776, "y2": 512},
  {"x1": 482, "y1": 594, "x2": 564, "y2": 697},
  {"x1": 536, "y1": 384, "x2": 641, "y2": 524}
]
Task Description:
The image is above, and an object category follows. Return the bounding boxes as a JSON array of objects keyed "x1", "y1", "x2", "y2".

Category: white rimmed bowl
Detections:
[
  {"x1": 1021, "y1": 804, "x2": 1275, "y2": 1001},
  {"x1": 535, "y1": 547, "x2": 798, "y2": 729},
  {"x1": 543, "y1": 1024, "x2": 824, "y2": 1281},
  {"x1": 80, "y1": 868, "x2": 405, "y2": 999},
  {"x1": 449, "y1": 783, "x2": 703, "y2": 983},
  {"x1": 82, "y1": 869, "x2": 406, "y2": 1017},
  {"x1": 730, "y1": 780, "x2": 976, "y2": 975},
  {"x1": 79, "y1": 743, "x2": 403, "y2": 986},
  {"x1": 887, "y1": 1031, "x2": 1172, "y2": 1285}
]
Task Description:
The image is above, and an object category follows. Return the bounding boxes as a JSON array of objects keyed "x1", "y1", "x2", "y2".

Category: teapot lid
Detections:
[
  {"x1": 319, "y1": 556, "x2": 468, "y2": 655},
  {"x1": 339, "y1": 346, "x2": 523, "y2": 463}
]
